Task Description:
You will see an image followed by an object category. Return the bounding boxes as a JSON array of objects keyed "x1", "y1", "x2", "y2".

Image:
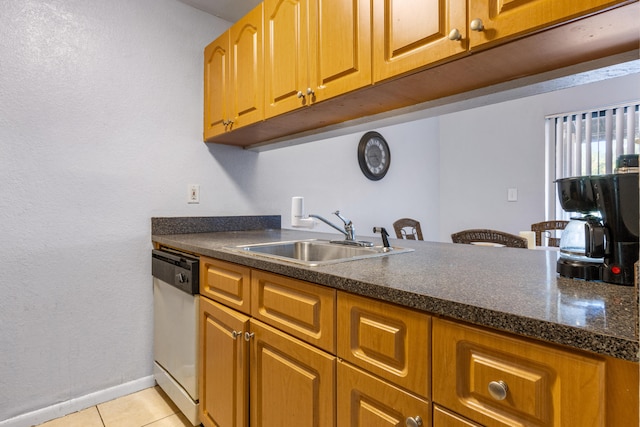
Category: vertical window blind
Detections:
[{"x1": 545, "y1": 102, "x2": 639, "y2": 219}]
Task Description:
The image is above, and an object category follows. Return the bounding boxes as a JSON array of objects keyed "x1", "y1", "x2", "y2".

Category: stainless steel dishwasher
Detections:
[{"x1": 152, "y1": 248, "x2": 199, "y2": 425}]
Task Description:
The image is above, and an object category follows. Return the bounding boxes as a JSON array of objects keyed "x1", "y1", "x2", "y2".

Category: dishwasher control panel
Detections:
[{"x1": 152, "y1": 249, "x2": 199, "y2": 295}]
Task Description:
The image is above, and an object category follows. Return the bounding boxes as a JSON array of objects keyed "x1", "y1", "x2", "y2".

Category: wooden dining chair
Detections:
[
  {"x1": 393, "y1": 218, "x2": 424, "y2": 241},
  {"x1": 451, "y1": 229, "x2": 528, "y2": 248},
  {"x1": 530, "y1": 220, "x2": 569, "y2": 247}
]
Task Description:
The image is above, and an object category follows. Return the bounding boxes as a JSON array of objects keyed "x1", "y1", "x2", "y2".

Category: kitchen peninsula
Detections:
[{"x1": 152, "y1": 216, "x2": 638, "y2": 427}]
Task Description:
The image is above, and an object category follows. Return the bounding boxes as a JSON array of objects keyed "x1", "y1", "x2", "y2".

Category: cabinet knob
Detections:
[
  {"x1": 488, "y1": 380, "x2": 509, "y2": 400},
  {"x1": 306, "y1": 87, "x2": 315, "y2": 96},
  {"x1": 470, "y1": 18, "x2": 484, "y2": 32},
  {"x1": 448, "y1": 28, "x2": 462, "y2": 41},
  {"x1": 231, "y1": 330, "x2": 241, "y2": 340},
  {"x1": 297, "y1": 90, "x2": 305, "y2": 99},
  {"x1": 244, "y1": 332, "x2": 255, "y2": 341},
  {"x1": 405, "y1": 415, "x2": 423, "y2": 427}
]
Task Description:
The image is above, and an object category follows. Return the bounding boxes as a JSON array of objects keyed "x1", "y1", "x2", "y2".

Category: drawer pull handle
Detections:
[
  {"x1": 405, "y1": 415, "x2": 422, "y2": 427},
  {"x1": 470, "y1": 18, "x2": 484, "y2": 32},
  {"x1": 448, "y1": 28, "x2": 462, "y2": 41},
  {"x1": 488, "y1": 380, "x2": 509, "y2": 400}
]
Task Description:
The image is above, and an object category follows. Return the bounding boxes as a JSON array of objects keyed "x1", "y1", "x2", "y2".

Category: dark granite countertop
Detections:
[{"x1": 152, "y1": 224, "x2": 639, "y2": 362}]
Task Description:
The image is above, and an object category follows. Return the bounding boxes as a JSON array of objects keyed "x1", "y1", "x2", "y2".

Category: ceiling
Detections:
[{"x1": 177, "y1": 0, "x2": 262, "y2": 22}]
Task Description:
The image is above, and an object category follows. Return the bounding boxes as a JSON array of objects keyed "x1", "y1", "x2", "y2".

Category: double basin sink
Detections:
[{"x1": 227, "y1": 239, "x2": 413, "y2": 267}]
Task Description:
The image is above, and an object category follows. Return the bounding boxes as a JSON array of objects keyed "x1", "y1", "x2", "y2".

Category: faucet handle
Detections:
[{"x1": 333, "y1": 210, "x2": 350, "y2": 225}]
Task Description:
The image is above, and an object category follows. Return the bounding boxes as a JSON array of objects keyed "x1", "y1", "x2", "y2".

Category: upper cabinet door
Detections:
[
  {"x1": 229, "y1": 4, "x2": 264, "y2": 129},
  {"x1": 314, "y1": 0, "x2": 372, "y2": 100},
  {"x1": 372, "y1": 0, "x2": 467, "y2": 82},
  {"x1": 203, "y1": 33, "x2": 229, "y2": 140},
  {"x1": 264, "y1": 0, "x2": 312, "y2": 118},
  {"x1": 468, "y1": 0, "x2": 630, "y2": 49}
]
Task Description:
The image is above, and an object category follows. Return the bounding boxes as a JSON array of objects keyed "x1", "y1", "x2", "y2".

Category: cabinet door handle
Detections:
[
  {"x1": 448, "y1": 28, "x2": 462, "y2": 41},
  {"x1": 470, "y1": 18, "x2": 484, "y2": 31},
  {"x1": 244, "y1": 332, "x2": 255, "y2": 341},
  {"x1": 405, "y1": 415, "x2": 422, "y2": 427},
  {"x1": 488, "y1": 380, "x2": 509, "y2": 400}
]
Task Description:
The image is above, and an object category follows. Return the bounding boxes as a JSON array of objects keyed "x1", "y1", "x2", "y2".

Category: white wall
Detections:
[
  {"x1": 438, "y1": 72, "x2": 640, "y2": 241},
  {"x1": 0, "y1": 0, "x2": 249, "y2": 424},
  {"x1": 0, "y1": 0, "x2": 638, "y2": 424}
]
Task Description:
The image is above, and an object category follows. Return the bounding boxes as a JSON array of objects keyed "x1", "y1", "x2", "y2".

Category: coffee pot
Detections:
[{"x1": 556, "y1": 156, "x2": 638, "y2": 285}]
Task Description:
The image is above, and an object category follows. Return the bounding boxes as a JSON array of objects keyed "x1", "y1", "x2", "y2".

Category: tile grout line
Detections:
[{"x1": 95, "y1": 404, "x2": 106, "y2": 427}]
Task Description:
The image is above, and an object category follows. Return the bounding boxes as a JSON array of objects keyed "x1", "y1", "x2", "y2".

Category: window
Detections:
[{"x1": 545, "y1": 102, "x2": 639, "y2": 220}]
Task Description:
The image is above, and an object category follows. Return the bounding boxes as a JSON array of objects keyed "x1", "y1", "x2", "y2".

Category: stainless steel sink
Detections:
[{"x1": 227, "y1": 239, "x2": 413, "y2": 266}]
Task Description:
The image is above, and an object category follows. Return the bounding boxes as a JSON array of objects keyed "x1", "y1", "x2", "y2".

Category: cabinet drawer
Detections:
[
  {"x1": 433, "y1": 405, "x2": 481, "y2": 427},
  {"x1": 432, "y1": 318, "x2": 605, "y2": 427},
  {"x1": 200, "y1": 257, "x2": 252, "y2": 315},
  {"x1": 337, "y1": 360, "x2": 429, "y2": 427},
  {"x1": 251, "y1": 270, "x2": 336, "y2": 353},
  {"x1": 337, "y1": 292, "x2": 430, "y2": 398}
]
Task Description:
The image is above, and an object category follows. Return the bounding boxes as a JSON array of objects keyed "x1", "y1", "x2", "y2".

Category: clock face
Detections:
[{"x1": 358, "y1": 132, "x2": 390, "y2": 180}]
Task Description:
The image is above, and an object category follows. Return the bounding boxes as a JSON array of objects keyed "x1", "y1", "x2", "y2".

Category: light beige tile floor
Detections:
[{"x1": 36, "y1": 386, "x2": 193, "y2": 427}]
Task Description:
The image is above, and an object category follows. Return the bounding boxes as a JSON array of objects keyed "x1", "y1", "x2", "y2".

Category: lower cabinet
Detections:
[
  {"x1": 432, "y1": 317, "x2": 639, "y2": 427},
  {"x1": 197, "y1": 256, "x2": 639, "y2": 427},
  {"x1": 250, "y1": 320, "x2": 335, "y2": 427},
  {"x1": 199, "y1": 296, "x2": 336, "y2": 427},
  {"x1": 432, "y1": 405, "x2": 481, "y2": 427},
  {"x1": 337, "y1": 360, "x2": 430, "y2": 427},
  {"x1": 199, "y1": 297, "x2": 249, "y2": 427}
]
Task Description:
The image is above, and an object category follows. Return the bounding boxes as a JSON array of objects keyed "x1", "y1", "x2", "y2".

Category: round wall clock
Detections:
[{"x1": 358, "y1": 131, "x2": 390, "y2": 181}]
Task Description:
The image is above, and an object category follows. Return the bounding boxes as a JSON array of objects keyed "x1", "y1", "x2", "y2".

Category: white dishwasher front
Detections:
[{"x1": 152, "y1": 249, "x2": 199, "y2": 426}]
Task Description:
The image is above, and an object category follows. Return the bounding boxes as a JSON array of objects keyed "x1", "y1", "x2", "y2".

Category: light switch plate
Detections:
[
  {"x1": 188, "y1": 184, "x2": 200, "y2": 204},
  {"x1": 507, "y1": 188, "x2": 518, "y2": 202}
]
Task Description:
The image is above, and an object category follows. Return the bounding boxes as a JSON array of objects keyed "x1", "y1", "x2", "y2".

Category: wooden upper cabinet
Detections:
[
  {"x1": 372, "y1": 0, "x2": 468, "y2": 82},
  {"x1": 264, "y1": 0, "x2": 313, "y2": 118},
  {"x1": 203, "y1": 33, "x2": 228, "y2": 139},
  {"x1": 314, "y1": 0, "x2": 372, "y2": 100},
  {"x1": 229, "y1": 4, "x2": 264, "y2": 129},
  {"x1": 264, "y1": 0, "x2": 372, "y2": 118},
  {"x1": 203, "y1": 4, "x2": 263, "y2": 141},
  {"x1": 468, "y1": 0, "x2": 632, "y2": 49}
]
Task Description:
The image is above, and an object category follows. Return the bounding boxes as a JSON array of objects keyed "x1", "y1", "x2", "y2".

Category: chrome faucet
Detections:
[{"x1": 309, "y1": 211, "x2": 372, "y2": 247}]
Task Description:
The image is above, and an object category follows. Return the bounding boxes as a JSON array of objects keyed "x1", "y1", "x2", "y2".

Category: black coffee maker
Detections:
[{"x1": 556, "y1": 155, "x2": 639, "y2": 286}]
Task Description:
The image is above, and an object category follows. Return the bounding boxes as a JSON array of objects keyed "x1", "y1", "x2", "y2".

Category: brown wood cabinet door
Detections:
[
  {"x1": 250, "y1": 319, "x2": 336, "y2": 427},
  {"x1": 251, "y1": 269, "x2": 336, "y2": 353},
  {"x1": 199, "y1": 297, "x2": 250, "y2": 427},
  {"x1": 432, "y1": 318, "x2": 607, "y2": 427},
  {"x1": 200, "y1": 257, "x2": 252, "y2": 315},
  {"x1": 264, "y1": 0, "x2": 313, "y2": 118},
  {"x1": 314, "y1": 0, "x2": 372, "y2": 100},
  {"x1": 372, "y1": 0, "x2": 467, "y2": 82},
  {"x1": 203, "y1": 33, "x2": 229, "y2": 140},
  {"x1": 468, "y1": 0, "x2": 630, "y2": 49},
  {"x1": 337, "y1": 292, "x2": 430, "y2": 398},
  {"x1": 337, "y1": 361, "x2": 429, "y2": 427},
  {"x1": 229, "y1": 4, "x2": 264, "y2": 130}
]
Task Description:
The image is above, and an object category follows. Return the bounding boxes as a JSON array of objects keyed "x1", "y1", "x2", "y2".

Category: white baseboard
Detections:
[{"x1": 0, "y1": 375, "x2": 156, "y2": 427}]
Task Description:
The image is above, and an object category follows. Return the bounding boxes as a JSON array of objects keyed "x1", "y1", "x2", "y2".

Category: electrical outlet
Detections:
[{"x1": 188, "y1": 184, "x2": 200, "y2": 204}]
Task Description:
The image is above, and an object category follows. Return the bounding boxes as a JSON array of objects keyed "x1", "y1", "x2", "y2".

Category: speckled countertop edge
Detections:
[{"x1": 151, "y1": 220, "x2": 639, "y2": 362}]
